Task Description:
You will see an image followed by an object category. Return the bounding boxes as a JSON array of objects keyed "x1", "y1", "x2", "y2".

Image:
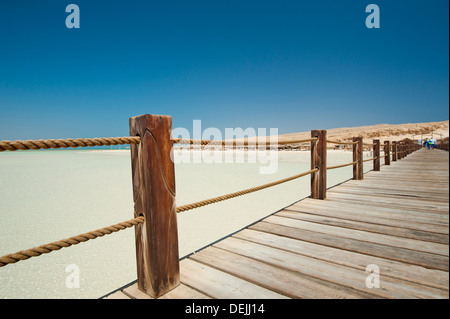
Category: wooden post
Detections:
[
  {"x1": 352, "y1": 137, "x2": 363, "y2": 180},
  {"x1": 311, "y1": 130, "x2": 327, "y2": 200},
  {"x1": 392, "y1": 141, "x2": 397, "y2": 161},
  {"x1": 384, "y1": 141, "x2": 391, "y2": 166},
  {"x1": 129, "y1": 114, "x2": 180, "y2": 298},
  {"x1": 373, "y1": 140, "x2": 380, "y2": 171},
  {"x1": 398, "y1": 142, "x2": 403, "y2": 159}
]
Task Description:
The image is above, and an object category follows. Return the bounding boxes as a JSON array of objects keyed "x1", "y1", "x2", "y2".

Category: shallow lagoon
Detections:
[{"x1": 0, "y1": 149, "x2": 378, "y2": 298}]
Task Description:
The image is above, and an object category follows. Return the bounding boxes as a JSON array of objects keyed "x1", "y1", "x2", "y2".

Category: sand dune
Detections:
[{"x1": 274, "y1": 120, "x2": 449, "y2": 144}]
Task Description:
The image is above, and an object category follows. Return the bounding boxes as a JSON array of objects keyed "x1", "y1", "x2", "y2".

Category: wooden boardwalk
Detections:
[{"x1": 105, "y1": 148, "x2": 449, "y2": 299}]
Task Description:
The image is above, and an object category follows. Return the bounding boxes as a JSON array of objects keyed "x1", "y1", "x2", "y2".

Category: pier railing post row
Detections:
[
  {"x1": 384, "y1": 141, "x2": 391, "y2": 166},
  {"x1": 352, "y1": 137, "x2": 363, "y2": 180},
  {"x1": 373, "y1": 140, "x2": 380, "y2": 171},
  {"x1": 129, "y1": 114, "x2": 180, "y2": 298},
  {"x1": 310, "y1": 130, "x2": 327, "y2": 200}
]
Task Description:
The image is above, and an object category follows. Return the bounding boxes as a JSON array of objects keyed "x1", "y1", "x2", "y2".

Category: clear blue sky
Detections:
[{"x1": 0, "y1": 0, "x2": 448, "y2": 140}]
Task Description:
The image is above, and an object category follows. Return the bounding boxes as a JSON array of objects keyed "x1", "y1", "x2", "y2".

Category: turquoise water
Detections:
[{"x1": 0, "y1": 149, "x2": 376, "y2": 298}]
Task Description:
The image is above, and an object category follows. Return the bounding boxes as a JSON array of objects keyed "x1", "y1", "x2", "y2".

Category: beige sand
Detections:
[{"x1": 232, "y1": 120, "x2": 449, "y2": 145}]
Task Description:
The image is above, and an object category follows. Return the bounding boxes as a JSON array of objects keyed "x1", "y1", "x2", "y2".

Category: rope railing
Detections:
[
  {"x1": 327, "y1": 160, "x2": 359, "y2": 170},
  {"x1": 362, "y1": 156, "x2": 378, "y2": 162},
  {"x1": 0, "y1": 137, "x2": 141, "y2": 152},
  {"x1": 0, "y1": 216, "x2": 144, "y2": 268},
  {"x1": 0, "y1": 167, "x2": 318, "y2": 267},
  {"x1": 176, "y1": 168, "x2": 318, "y2": 213},
  {"x1": 326, "y1": 140, "x2": 359, "y2": 145},
  {"x1": 172, "y1": 137, "x2": 318, "y2": 146}
]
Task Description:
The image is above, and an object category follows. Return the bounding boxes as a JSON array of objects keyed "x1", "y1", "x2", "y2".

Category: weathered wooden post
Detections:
[
  {"x1": 311, "y1": 130, "x2": 327, "y2": 200},
  {"x1": 384, "y1": 141, "x2": 391, "y2": 166},
  {"x1": 373, "y1": 140, "x2": 380, "y2": 171},
  {"x1": 352, "y1": 137, "x2": 363, "y2": 180},
  {"x1": 392, "y1": 141, "x2": 398, "y2": 161},
  {"x1": 129, "y1": 114, "x2": 180, "y2": 298},
  {"x1": 398, "y1": 142, "x2": 403, "y2": 160}
]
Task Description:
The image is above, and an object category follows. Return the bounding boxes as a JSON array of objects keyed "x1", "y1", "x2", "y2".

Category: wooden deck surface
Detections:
[{"x1": 105, "y1": 148, "x2": 449, "y2": 299}]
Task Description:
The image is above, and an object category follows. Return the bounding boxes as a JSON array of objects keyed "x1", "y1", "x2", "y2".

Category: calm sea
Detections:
[{"x1": 0, "y1": 149, "x2": 376, "y2": 298}]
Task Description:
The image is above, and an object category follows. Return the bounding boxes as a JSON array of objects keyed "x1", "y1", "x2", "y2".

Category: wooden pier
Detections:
[
  {"x1": 105, "y1": 148, "x2": 449, "y2": 299},
  {"x1": 1, "y1": 114, "x2": 448, "y2": 299}
]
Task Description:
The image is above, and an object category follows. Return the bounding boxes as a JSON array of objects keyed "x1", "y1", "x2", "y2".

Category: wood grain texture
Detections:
[
  {"x1": 384, "y1": 140, "x2": 391, "y2": 165},
  {"x1": 353, "y1": 136, "x2": 363, "y2": 180},
  {"x1": 373, "y1": 139, "x2": 380, "y2": 171},
  {"x1": 311, "y1": 130, "x2": 327, "y2": 199},
  {"x1": 129, "y1": 114, "x2": 180, "y2": 298}
]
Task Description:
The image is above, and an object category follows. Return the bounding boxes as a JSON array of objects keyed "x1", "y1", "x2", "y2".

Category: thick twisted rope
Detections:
[
  {"x1": 0, "y1": 137, "x2": 141, "y2": 152},
  {"x1": 0, "y1": 216, "x2": 144, "y2": 267},
  {"x1": 327, "y1": 160, "x2": 359, "y2": 170},
  {"x1": 172, "y1": 137, "x2": 317, "y2": 146},
  {"x1": 327, "y1": 140, "x2": 359, "y2": 145},
  {"x1": 362, "y1": 156, "x2": 378, "y2": 162},
  {"x1": 176, "y1": 168, "x2": 318, "y2": 213}
]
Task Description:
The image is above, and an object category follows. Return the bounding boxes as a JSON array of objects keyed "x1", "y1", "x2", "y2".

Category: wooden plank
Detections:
[
  {"x1": 103, "y1": 290, "x2": 131, "y2": 299},
  {"x1": 122, "y1": 283, "x2": 153, "y2": 299},
  {"x1": 213, "y1": 237, "x2": 448, "y2": 298},
  {"x1": 331, "y1": 185, "x2": 449, "y2": 202},
  {"x1": 332, "y1": 180, "x2": 450, "y2": 194},
  {"x1": 122, "y1": 283, "x2": 211, "y2": 299},
  {"x1": 286, "y1": 203, "x2": 449, "y2": 234},
  {"x1": 160, "y1": 284, "x2": 212, "y2": 299},
  {"x1": 326, "y1": 192, "x2": 449, "y2": 213},
  {"x1": 294, "y1": 199, "x2": 449, "y2": 224},
  {"x1": 265, "y1": 215, "x2": 449, "y2": 256},
  {"x1": 264, "y1": 215, "x2": 449, "y2": 256},
  {"x1": 250, "y1": 221, "x2": 449, "y2": 271},
  {"x1": 333, "y1": 186, "x2": 449, "y2": 201},
  {"x1": 179, "y1": 259, "x2": 287, "y2": 299},
  {"x1": 233, "y1": 229, "x2": 449, "y2": 291},
  {"x1": 339, "y1": 185, "x2": 449, "y2": 198},
  {"x1": 276, "y1": 210, "x2": 449, "y2": 244},
  {"x1": 123, "y1": 283, "x2": 211, "y2": 299},
  {"x1": 190, "y1": 246, "x2": 379, "y2": 299}
]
